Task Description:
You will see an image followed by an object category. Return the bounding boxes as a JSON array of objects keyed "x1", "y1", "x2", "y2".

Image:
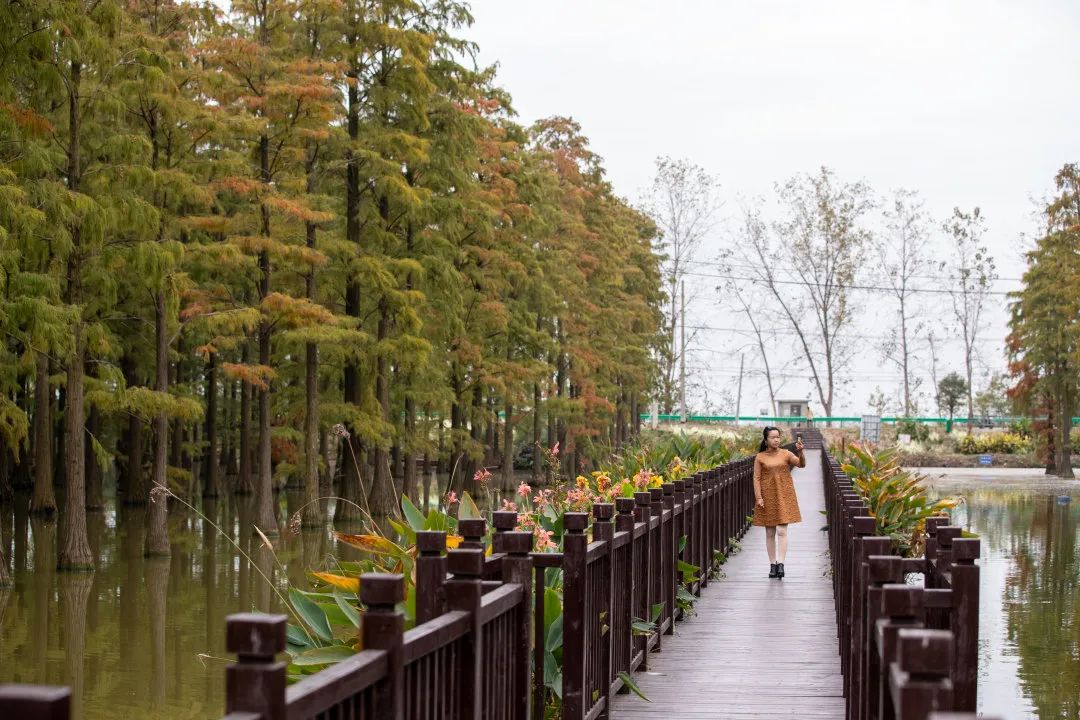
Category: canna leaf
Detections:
[{"x1": 311, "y1": 571, "x2": 360, "y2": 593}]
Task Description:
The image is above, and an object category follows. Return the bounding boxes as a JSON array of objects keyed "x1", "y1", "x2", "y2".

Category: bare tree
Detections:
[
  {"x1": 941, "y1": 207, "x2": 997, "y2": 431},
  {"x1": 729, "y1": 168, "x2": 873, "y2": 417},
  {"x1": 874, "y1": 189, "x2": 932, "y2": 416},
  {"x1": 641, "y1": 156, "x2": 722, "y2": 413},
  {"x1": 926, "y1": 330, "x2": 943, "y2": 415}
]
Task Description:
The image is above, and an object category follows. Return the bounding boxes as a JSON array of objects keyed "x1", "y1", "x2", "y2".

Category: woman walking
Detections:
[{"x1": 753, "y1": 426, "x2": 804, "y2": 578}]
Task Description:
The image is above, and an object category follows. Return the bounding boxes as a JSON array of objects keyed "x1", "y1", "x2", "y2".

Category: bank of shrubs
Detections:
[{"x1": 955, "y1": 432, "x2": 1032, "y2": 455}]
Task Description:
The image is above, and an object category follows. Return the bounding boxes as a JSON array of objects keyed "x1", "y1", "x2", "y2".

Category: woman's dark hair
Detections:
[{"x1": 758, "y1": 426, "x2": 780, "y2": 453}]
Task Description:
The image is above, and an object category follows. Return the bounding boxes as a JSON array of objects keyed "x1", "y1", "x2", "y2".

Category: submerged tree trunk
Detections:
[
  {"x1": 31, "y1": 352, "x2": 56, "y2": 515},
  {"x1": 203, "y1": 354, "x2": 221, "y2": 497},
  {"x1": 145, "y1": 291, "x2": 171, "y2": 557},
  {"x1": 237, "y1": 341, "x2": 253, "y2": 495}
]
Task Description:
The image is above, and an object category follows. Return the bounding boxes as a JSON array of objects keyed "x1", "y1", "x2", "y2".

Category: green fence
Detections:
[{"x1": 639, "y1": 415, "x2": 1080, "y2": 425}]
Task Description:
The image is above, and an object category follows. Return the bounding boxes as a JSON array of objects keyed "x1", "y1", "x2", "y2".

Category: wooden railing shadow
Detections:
[
  {"x1": 815, "y1": 429, "x2": 1002, "y2": 720},
  {"x1": 1, "y1": 457, "x2": 757, "y2": 720}
]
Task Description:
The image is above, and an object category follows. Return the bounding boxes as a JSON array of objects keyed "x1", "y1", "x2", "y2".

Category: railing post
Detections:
[
  {"x1": 615, "y1": 497, "x2": 637, "y2": 683},
  {"x1": 660, "y1": 484, "x2": 676, "y2": 633},
  {"x1": 446, "y1": 548, "x2": 485, "y2": 720},
  {"x1": 415, "y1": 531, "x2": 447, "y2": 624},
  {"x1": 875, "y1": 584, "x2": 924, "y2": 720},
  {"x1": 459, "y1": 518, "x2": 486, "y2": 551},
  {"x1": 889, "y1": 629, "x2": 954, "y2": 720},
  {"x1": 0, "y1": 685, "x2": 71, "y2": 720},
  {"x1": 561, "y1": 512, "x2": 589, "y2": 720},
  {"x1": 224, "y1": 613, "x2": 287, "y2": 720},
  {"x1": 496, "y1": 528, "x2": 534, "y2": 720},
  {"x1": 860, "y1": 551, "x2": 901, "y2": 720},
  {"x1": 634, "y1": 491, "x2": 654, "y2": 668},
  {"x1": 593, "y1": 502, "x2": 615, "y2": 718},
  {"x1": 360, "y1": 573, "x2": 405, "y2": 719},
  {"x1": 649, "y1": 487, "x2": 666, "y2": 643},
  {"x1": 949, "y1": 537, "x2": 980, "y2": 712},
  {"x1": 847, "y1": 515, "x2": 878, "y2": 720}
]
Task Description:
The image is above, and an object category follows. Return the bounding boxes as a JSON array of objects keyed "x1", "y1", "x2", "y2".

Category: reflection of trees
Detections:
[
  {"x1": 29, "y1": 518, "x2": 56, "y2": 679},
  {"x1": 146, "y1": 558, "x2": 170, "y2": 707},
  {"x1": 954, "y1": 485, "x2": 1080, "y2": 720},
  {"x1": 1005, "y1": 494, "x2": 1080, "y2": 720},
  {"x1": 61, "y1": 573, "x2": 93, "y2": 720}
]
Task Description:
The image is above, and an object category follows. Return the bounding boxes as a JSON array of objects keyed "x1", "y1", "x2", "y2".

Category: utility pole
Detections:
[
  {"x1": 679, "y1": 281, "x2": 686, "y2": 424},
  {"x1": 734, "y1": 353, "x2": 744, "y2": 426}
]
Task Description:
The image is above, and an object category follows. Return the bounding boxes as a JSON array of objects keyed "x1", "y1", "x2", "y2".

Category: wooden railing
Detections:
[
  {"x1": 1, "y1": 456, "x2": 756, "y2": 720},
  {"x1": 818, "y1": 431, "x2": 1001, "y2": 720}
]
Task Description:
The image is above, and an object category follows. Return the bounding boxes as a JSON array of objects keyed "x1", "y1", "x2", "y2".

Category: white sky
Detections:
[{"x1": 463, "y1": 0, "x2": 1080, "y2": 416}]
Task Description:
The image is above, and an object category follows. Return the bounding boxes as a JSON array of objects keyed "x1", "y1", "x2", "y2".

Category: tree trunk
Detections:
[
  {"x1": 58, "y1": 321, "x2": 92, "y2": 570},
  {"x1": 302, "y1": 339, "x2": 322, "y2": 527},
  {"x1": 502, "y1": 400, "x2": 514, "y2": 494},
  {"x1": 404, "y1": 396, "x2": 417, "y2": 501},
  {"x1": 30, "y1": 352, "x2": 56, "y2": 514},
  {"x1": 203, "y1": 354, "x2": 221, "y2": 497},
  {"x1": 84, "y1": 386, "x2": 103, "y2": 510},
  {"x1": 1057, "y1": 387, "x2": 1074, "y2": 479},
  {"x1": 336, "y1": 276, "x2": 363, "y2": 523},
  {"x1": 145, "y1": 291, "x2": 170, "y2": 557},
  {"x1": 254, "y1": 303, "x2": 278, "y2": 534},
  {"x1": 369, "y1": 307, "x2": 396, "y2": 516},
  {"x1": 59, "y1": 68, "x2": 91, "y2": 569},
  {"x1": 237, "y1": 341, "x2": 253, "y2": 494},
  {"x1": 532, "y1": 383, "x2": 542, "y2": 485}
]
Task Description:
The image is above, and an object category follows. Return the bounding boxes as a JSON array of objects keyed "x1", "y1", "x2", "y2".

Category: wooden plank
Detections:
[{"x1": 610, "y1": 450, "x2": 844, "y2": 719}]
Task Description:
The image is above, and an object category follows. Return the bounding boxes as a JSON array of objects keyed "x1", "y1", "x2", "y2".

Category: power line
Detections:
[
  {"x1": 689, "y1": 257, "x2": 1025, "y2": 285},
  {"x1": 682, "y1": 324, "x2": 1007, "y2": 345},
  {"x1": 683, "y1": 270, "x2": 1016, "y2": 297}
]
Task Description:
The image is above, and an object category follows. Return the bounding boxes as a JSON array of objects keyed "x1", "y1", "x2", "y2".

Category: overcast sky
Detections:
[{"x1": 463, "y1": 0, "x2": 1080, "y2": 417}]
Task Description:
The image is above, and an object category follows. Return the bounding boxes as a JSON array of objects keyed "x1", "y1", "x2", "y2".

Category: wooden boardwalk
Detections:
[{"x1": 610, "y1": 449, "x2": 844, "y2": 719}]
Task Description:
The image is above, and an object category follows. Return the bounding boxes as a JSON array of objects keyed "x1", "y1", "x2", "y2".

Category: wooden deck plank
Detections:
[{"x1": 610, "y1": 450, "x2": 844, "y2": 719}]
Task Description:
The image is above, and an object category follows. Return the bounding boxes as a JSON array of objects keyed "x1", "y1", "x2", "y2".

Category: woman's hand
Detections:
[
  {"x1": 756, "y1": 497, "x2": 765, "y2": 508},
  {"x1": 795, "y1": 440, "x2": 805, "y2": 453}
]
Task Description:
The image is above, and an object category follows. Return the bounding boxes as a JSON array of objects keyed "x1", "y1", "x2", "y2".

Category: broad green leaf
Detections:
[
  {"x1": 544, "y1": 586, "x2": 563, "y2": 629},
  {"x1": 401, "y1": 494, "x2": 427, "y2": 532},
  {"x1": 290, "y1": 587, "x2": 333, "y2": 642},
  {"x1": 458, "y1": 491, "x2": 481, "y2": 520},
  {"x1": 650, "y1": 602, "x2": 664, "y2": 623},
  {"x1": 618, "y1": 671, "x2": 650, "y2": 702},
  {"x1": 545, "y1": 613, "x2": 563, "y2": 653},
  {"x1": 286, "y1": 623, "x2": 312, "y2": 648},
  {"x1": 290, "y1": 645, "x2": 356, "y2": 666},
  {"x1": 333, "y1": 589, "x2": 360, "y2": 628}
]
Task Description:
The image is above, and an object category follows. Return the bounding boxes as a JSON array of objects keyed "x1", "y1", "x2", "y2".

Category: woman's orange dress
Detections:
[{"x1": 752, "y1": 449, "x2": 803, "y2": 527}]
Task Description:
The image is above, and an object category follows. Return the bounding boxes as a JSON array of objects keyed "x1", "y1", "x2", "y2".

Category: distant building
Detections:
[{"x1": 775, "y1": 399, "x2": 809, "y2": 421}]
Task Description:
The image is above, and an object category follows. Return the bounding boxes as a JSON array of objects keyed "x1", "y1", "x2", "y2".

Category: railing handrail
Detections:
[{"x1": 816, "y1": 432, "x2": 999, "y2": 720}]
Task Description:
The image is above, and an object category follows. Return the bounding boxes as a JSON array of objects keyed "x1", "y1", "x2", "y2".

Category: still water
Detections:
[
  {"x1": 0, "y1": 490, "x2": 339, "y2": 720},
  {"x1": 1, "y1": 471, "x2": 1078, "y2": 719},
  {"x1": 923, "y1": 468, "x2": 1080, "y2": 720}
]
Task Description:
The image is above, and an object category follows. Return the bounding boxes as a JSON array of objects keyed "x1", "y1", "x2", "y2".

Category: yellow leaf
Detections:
[
  {"x1": 310, "y1": 572, "x2": 360, "y2": 593},
  {"x1": 333, "y1": 532, "x2": 405, "y2": 557},
  {"x1": 446, "y1": 535, "x2": 464, "y2": 549}
]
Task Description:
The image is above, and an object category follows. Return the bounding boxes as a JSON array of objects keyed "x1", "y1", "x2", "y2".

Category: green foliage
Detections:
[
  {"x1": 896, "y1": 417, "x2": 930, "y2": 443},
  {"x1": 937, "y1": 373, "x2": 968, "y2": 421},
  {"x1": 840, "y1": 443, "x2": 963, "y2": 557}
]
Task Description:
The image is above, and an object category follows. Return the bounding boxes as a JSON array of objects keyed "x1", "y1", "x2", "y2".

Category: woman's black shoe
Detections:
[
  {"x1": 776, "y1": 563, "x2": 785, "y2": 579},
  {"x1": 768, "y1": 563, "x2": 778, "y2": 578}
]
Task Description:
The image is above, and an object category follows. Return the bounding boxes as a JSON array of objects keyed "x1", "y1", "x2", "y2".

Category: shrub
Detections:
[
  {"x1": 839, "y1": 443, "x2": 961, "y2": 557},
  {"x1": 896, "y1": 418, "x2": 930, "y2": 443},
  {"x1": 955, "y1": 432, "x2": 1031, "y2": 455}
]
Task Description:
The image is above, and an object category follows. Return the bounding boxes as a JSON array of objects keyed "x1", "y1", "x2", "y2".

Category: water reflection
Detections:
[
  {"x1": 0, "y1": 490, "x2": 329, "y2": 720},
  {"x1": 926, "y1": 473, "x2": 1080, "y2": 720}
]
